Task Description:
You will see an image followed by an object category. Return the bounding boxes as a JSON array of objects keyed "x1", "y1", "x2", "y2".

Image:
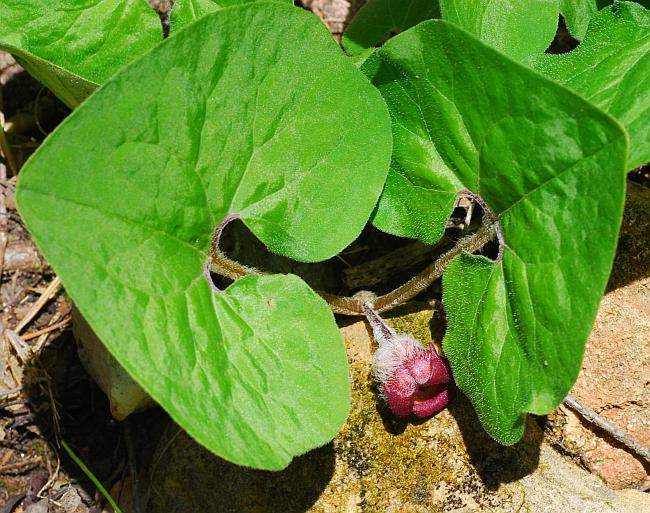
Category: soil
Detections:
[{"x1": 0, "y1": 2, "x2": 648, "y2": 512}]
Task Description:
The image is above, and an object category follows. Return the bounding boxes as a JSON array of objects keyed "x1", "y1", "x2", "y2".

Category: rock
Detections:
[
  {"x1": 51, "y1": 488, "x2": 89, "y2": 513},
  {"x1": 301, "y1": 0, "x2": 356, "y2": 39},
  {"x1": 145, "y1": 311, "x2": 650, "y2": 512},
  {"x1": 547, "y1": 275, "x2": 650, "y2": 489},
  {"x1": 24, "y1": 499, "x2": 49, "y2": 513},
  {"x1": 545, "y1": 181, "x2": 650, "y2": 490}
]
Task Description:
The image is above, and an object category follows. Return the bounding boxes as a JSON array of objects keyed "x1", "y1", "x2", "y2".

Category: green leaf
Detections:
[
  {"x1": 439, "y1": 0, "x2": 558, "y2": 61},
  {"x1": 349, "y1": 47, "x2": 378, "y2": 68},
  {"x1": 341, "y1": 0, "x2": 440, "y2": 55},
  {"x1": 17, "y1": 3, "x2": 392, "y2": 469},
  {"x1": 531, "y1": 2, "x2": 650, "y2": 170},
  {"x1": 171, "y1": 0, "x2": 293, "y2": 32},
  {"x1": 0, "y1": 0, "x2": 162, "y2": 107},
  {"x1": 363, "y1": 20, "x2": 627, "y2": 443},
  {"x1": 1, "y1": 45, "x2": 97, "y2": 109},
  {"x1": 560, "y1": 0, "x2": 598, "y2": 40}
]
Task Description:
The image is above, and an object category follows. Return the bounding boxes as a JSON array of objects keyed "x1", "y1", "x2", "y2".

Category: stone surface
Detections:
[
  {"x1": 606, "y1": 181, "x2": 650, "y2": 292},
  {"x1": 51, "y1": 488, "x2": 89, "y2": 513},
  {"x1": 145, "y1": 313, "x2": 650, "y2": 512},
  {"x1": 24, "y1": 500, "x2": 49, "y2": 513},
  {"x1": 547, "y1": 275, "x2": 650, "y2": 489},
  {"x1": 546, "y1": 182, "x2": 650, "y2": 490},
  {"x1": 302, "y1": 0, "x2": 362, "y2": 39}
]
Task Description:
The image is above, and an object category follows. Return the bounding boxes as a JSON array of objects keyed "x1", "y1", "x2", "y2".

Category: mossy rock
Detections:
[{"x1": 145, "y1": 307, "x2": 649, "y2": 513}]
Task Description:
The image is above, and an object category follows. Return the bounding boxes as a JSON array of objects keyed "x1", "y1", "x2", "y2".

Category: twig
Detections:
[
  {"x1": 4, "y1": 329, "x2": 31, "y2": 363},
  {"x1": 60, "y1": 440, "x2": 124, "y2": 513},
  {"x1": 37, "y1": 452, "x2": 60, "y2": 500},
  {"x1": 0, "y1": 399, "x2": 28, "y2": 410},
  {"x1": 39, "y1": 371, "x2": 61, "y2": 439},
  {"x1": 0, "y1": 386, "x2": 22, "y2": 399},
  {"x1": 209, "y1": 191, "x2": 504, "y2": 316},
  {"x1": 14, "y1": 276, "x2": 61, "y2": 334},
  {"x1": 0, "y1": 458, "x2": 40, "y2": 474},
  {"x1": 564, "y1": 394, "x2": 650, "y2": 463},
  {"x1": 31, "y1": 311, "x2": 64, "y2": 353},
  {"x1": 123, "y1": 419, "x2": 143, "y2": 513},
  {"x1": 21, "y1": 315, "x2": 71, "y2": 341},
  {"x1": 0, "y1": 152, "x2": 7, "y2": 287}
]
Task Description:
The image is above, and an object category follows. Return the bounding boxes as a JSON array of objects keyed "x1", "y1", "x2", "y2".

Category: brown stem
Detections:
[
  {"x1": 208, "y1": 193, "x2": 503, "y2": 316},
  {"x1": 207, "y1": 213, "x2": 260, "y2": 281},
  {"x1": 564, "y1": 395, "x2": 650, "y2": 463},
  {"x1": 363, "y1": 303, "x2": 396, "y2": 342},
  {"x1": 373, "y1": 218, "x2": 496, "y2": 312},
  {"x1": 320, "y1": 216, "x2": 497, "y2": 315}
]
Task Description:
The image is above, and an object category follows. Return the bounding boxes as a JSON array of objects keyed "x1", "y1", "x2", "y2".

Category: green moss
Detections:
[
  {"x1": 27, "y1": 438, "x2": 50, "y2": 460},
  {"x1": 320, "y1": 305, "x2": 535, "y2": 511},
  {"x1": 382, "y1": 301, "x2": 443, "y2": 347}
]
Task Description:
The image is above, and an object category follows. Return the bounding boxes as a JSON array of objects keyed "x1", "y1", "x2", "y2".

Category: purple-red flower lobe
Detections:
[
  {"x1": 374, "y1": 334, "x2": 454, "y2": 418},
  {"x1": 364, "y1": 304, "x2": 454, "y2": 419}
]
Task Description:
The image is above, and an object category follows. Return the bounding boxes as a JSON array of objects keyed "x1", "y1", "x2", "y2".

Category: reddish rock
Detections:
[
  {"x1": 549, "y1": 182, "x2": 650, "y2": 489},
  {"x1": 302, "y1": 0, "x2": 359, "y2": 39}
]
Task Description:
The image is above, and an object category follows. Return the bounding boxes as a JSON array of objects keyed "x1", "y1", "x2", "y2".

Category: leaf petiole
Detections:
[{"x1": 208, "y1": 192, "x2": 504, "y2": 316}]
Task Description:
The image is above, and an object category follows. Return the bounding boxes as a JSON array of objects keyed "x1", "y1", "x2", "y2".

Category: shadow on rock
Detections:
[
  {"x1": 146, "y1": 422, "x2": 336, "y2": 513},
  {"x1": 606, "y1": 180, "x2": 650, "y2": 292},
  {"x1": 448, "y1": 394, "x2": 543, "y2": 490}
]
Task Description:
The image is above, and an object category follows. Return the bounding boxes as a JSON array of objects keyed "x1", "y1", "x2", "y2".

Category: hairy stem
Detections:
[
  {"x1": 208, "y1": 192, "x2": 503, "y2": 316},
  {"x1": 207, "y1": 213, "x2": 260, "y2": 281},
  {"x1": 319, "y1": 217, "x2": 497, "y2": 315},
  {"x1": 363, "y1": 303, "x2": 396, "y2": 342},
  {"x1": 372, "y1": 217, "x2": 496, "y2": 312}
]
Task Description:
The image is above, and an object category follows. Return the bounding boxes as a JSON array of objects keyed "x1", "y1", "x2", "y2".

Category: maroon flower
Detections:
[{"x1": 364, "y1": 305, "x2": 454, "y2": 418}]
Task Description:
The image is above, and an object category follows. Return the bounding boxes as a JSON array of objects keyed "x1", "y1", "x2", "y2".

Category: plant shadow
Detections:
[
  {"x1": 21, "y1": 333, "x2": 336, "y2": 513},
  {"x1": 20, "y1": 332, "x2": 131, "y2": 505},
  {"x1": 605, "y1": 180, "x2": 650, "y2": 292},
  {"x1": 146, "y1": 422, "x2": 336, "y2": 513},
  {"x1": 447, "y1": 394, "x2": 543, "y2": 490}
]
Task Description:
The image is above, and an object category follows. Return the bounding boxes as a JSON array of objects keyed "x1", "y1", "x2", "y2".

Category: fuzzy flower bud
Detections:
[{"x1": 364, "y1": 304, "x2": 453, "y2": 418}]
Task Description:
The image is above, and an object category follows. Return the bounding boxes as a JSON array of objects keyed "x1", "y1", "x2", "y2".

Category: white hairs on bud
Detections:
[{"x1": 372, "y1": 333, "x2": 424, "y2": 385}]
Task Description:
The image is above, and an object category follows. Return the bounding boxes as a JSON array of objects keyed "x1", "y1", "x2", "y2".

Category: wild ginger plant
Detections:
[{"x1": 5, "y1": 0, "x2": 647, "y2": 469}]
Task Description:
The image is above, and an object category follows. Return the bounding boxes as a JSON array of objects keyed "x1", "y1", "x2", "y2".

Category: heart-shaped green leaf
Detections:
[
  {"x1": 439, "y1": 0, "x2": 558, "y2": 61},
  {"x1": 171, "y1": 0, "x2": 293, "y2": 32},
  {"x1": 0, "y1": 0, "x2": 163, "y2": 107},
  {"x1": 531, "y1": 1, "x2": 650, "y2": 170},
  {"x1": 560, "y1": 0, "x2": 598, "y2": 40},
  {"x1": 363, "y1": 20, "x2": 627, "y2": 443},
  {"x1": 341, "y1": 0, "x2": 440, "y2": 55},
  {"x1": 17, "y1": 3, "x2": 392, "y2": 469}
]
